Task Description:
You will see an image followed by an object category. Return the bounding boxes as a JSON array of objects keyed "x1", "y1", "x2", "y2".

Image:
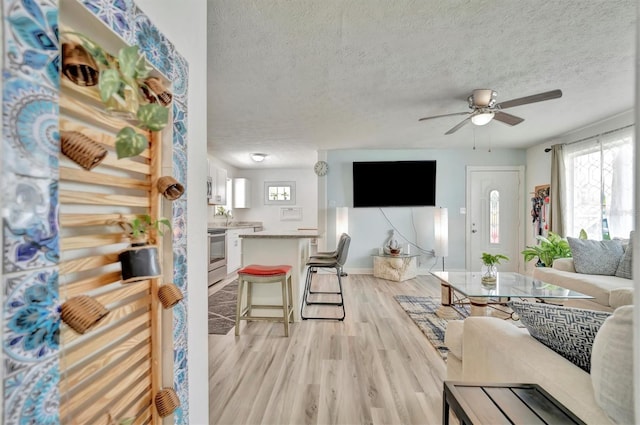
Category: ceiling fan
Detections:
[{"x1": 418, "y1": 89, "x2": 563, "y2": 135}]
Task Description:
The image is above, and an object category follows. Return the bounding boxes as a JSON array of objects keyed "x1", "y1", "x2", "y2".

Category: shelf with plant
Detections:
[
  {"x1": 112, "y1": 214, "x2": 172, "y2": 284},
  {"x1": 61, "y1": 31, "x2": 171, "y2": 159}
]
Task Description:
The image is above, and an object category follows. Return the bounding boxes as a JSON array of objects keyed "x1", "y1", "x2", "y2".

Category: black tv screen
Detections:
[{"x1": 353, "y1": 161, "x2": 436, "y2": 207}]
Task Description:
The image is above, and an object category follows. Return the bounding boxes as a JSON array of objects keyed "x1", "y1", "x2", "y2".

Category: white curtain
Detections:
[{"x1": 562, "y1": 128, "x2": 634, "y2": 240}]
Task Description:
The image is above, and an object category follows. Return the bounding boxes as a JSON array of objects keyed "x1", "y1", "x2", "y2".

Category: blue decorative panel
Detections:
[
  {"x1": 3, "y1": 0, "x2": 60, "y2": 90},
  {"x1": 171, "y1": 51, "x2": 188, "y2": 100},
  {"x1": 2, "y1": 71, "x2": 59, "y2": 178},
  {"x1": 3, "y1": 269, "x2": 60, "y2": 424},
  {"x1": 81, "y1": 0, "x2": 135, "y2": 44},
  {"x1": 133, "y1": 13, "x2": 173, "y2": 78},
  {"x1": 3, "y1": 177, "x2": 59, "y2": 273},
  {"x1": 172, "y1": 102, "x2": 187, "y2": 151}
]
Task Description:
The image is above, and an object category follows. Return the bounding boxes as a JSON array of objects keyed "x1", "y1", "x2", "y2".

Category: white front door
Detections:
[{"x1": 466, "y1": 166, "x2": 524, "y2": 273}]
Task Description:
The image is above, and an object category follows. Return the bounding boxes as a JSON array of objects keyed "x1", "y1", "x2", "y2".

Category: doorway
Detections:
[{"x1": 466, "y1": 166, "x2": 525, "y2": 273}]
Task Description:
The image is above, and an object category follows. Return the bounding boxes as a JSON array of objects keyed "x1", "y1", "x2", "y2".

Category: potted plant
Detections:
[
  {"x1": 481, "y1": 252, "x2": 509, "y2": 283},
  {"x1": 521, "y1": 231, "x2": 572, "y2": 267},
  {"x1": 62, "y1": 32, "x2": 171, "y2": 159},
  {"x1": 115, "y1": 215, "x2": 171, "y2": 283}
]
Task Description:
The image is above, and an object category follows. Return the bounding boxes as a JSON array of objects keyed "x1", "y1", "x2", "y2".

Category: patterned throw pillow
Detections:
[
  {"x1": 567, "y1": 237, "x2": 624, "y2": 275},
  {"x1": 508, "y1": 301, "x2": 611, "y2": 372},
  {"x1": 615, "y1": 231, "x2": 633, "y2": 279}
]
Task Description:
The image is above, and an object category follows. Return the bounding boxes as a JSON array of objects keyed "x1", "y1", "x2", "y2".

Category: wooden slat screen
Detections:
[{"x1": 58, "y1": 34, "x2": 166, "y2": 424}]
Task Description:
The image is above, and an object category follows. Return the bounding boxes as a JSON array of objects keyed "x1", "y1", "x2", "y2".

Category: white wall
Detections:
[
  {"x1": 232, "y1": 168, "x2": 318, "y2": 230},
  {"x1": 325, "y1": 148, "x2": 527, "y2": 273},
  {"x1": 133, "y1": 2, "x2": 209, "y2": 424}
]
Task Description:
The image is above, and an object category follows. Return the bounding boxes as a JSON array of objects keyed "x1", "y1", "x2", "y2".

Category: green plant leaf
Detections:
[
  {"x1": 481, "y1": 252, "x2": 509, "y2": 266},
  {"x1": 134, "y1": 57, "x2": 152, "y2": 80},
  {"x1": 137, "y1": 103, "x2": 169, "y2": 131},
  {"x1": 115, "y1": 127, "x2": 148, "y2": 159},
  {"x1": 579, "y1": 228, "x2": 588, "y2": 239},
  {"x1": 119, "y1": 418, "x2": 135, "y2": 425},
  {"x1": 155, "y1": 218, "x2": 172, "y2": 236},
  {"x1": 99, "y1": 69, "x2": 122, "y2": 103},
  {"x1": 118, "y1": 45, "x2": 140, "y2": 80}
]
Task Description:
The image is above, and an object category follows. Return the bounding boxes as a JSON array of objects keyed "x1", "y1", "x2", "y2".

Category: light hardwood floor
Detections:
[{"x1": 208, "y1": 273, "x2": 448, "y2": 425}]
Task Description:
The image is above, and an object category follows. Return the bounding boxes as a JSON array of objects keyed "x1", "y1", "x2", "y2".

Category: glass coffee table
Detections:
[{"x1": 431, "y1": 271, "x2": 594, "y2": 316}]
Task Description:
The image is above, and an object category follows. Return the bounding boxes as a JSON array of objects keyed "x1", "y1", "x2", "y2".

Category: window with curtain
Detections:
[{"x1": 563, "y1": 128, "x2": 634, "y2": 240}]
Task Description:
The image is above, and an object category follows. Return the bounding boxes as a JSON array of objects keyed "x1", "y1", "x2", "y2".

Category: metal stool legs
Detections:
[{"x1": 301, "y1": 234, "x2": 350, "y2": 321}]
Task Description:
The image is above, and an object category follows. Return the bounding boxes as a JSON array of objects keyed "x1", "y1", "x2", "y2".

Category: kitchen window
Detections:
[{"x1": 264, "y1": 181, "x2": 296, "y2": 205}]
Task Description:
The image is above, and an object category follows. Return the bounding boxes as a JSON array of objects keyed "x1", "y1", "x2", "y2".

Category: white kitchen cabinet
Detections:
[
  {"x1": 208, "y1": 162, "x2": 227, "y2": 205},
  {"x1": 226, "y1": 227, "x2": 254, "y2": 273},
  {"x1": 233, "y1": 178, "x2": 251, "y2": 208}
]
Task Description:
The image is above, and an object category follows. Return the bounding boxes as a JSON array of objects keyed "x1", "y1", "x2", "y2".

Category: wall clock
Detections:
[{"x1": 314, "y1": 160, "x2": 328, "y2": 176}]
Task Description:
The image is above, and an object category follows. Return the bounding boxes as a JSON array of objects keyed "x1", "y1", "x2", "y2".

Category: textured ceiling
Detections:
[{"x1": 207, "y1": 0, "x2": 636, "y2": 169}]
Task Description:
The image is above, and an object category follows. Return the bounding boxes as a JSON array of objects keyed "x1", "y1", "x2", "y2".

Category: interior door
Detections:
[{"x1": 466, "y1": 166, "x2": 524, "y2": 273}]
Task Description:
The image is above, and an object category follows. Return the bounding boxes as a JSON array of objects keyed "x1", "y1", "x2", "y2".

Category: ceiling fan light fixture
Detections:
[
  {"x1": 471, "y1": 111, "x2": 495, "y2": 126},
  {"x1": 251, "y1": 153, "x2": 267, "y2": 162},
  {"x1": 470, "y1": 89, "x2": 497, "y2": 108}
]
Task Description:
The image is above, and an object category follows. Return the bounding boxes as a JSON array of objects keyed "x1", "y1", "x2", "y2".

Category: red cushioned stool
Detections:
[{"x1": 235, "y1": 264, "x2": 294, "y2": 336}]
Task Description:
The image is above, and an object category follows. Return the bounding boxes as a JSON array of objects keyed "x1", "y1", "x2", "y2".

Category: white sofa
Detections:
[
  {"x1": 445, "y1": 317, "x2": 616, "y2": 424},
  {"x1": 533, "y1": 258, "x2": 633, "y2": 309}
]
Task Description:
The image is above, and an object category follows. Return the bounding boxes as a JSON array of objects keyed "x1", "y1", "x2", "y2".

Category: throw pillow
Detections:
[
  {"x1": 591, "y1": 305, "x2": 635, "y2": 424},
  {"x1": 567, "y1": 237, "x2": 624, "y2": 275},
  {"x1": 615, "y1": 231, "x2": 633, "y2": 279},
  {"x1": 508, "y1": 300, "x2": 611, "y2": 372}
]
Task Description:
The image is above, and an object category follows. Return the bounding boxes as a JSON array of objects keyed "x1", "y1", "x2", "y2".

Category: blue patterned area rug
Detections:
[
  {"x1": 209, "y1": 281, "x2": 238, "y2": 335},
  {"x1": 394, "y1": 295, "x2": 469, "y2": 360}
]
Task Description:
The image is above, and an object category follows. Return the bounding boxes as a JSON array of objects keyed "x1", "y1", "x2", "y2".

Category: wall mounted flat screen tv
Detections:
[{"x1": 353, "y1": 160, "x2": 436, "y2": 207}]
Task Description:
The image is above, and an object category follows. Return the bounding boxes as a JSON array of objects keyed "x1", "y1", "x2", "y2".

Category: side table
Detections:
[
  {"x1": 443, "y1": 381, "x2": 585, "y2": 425},
  {"x1": 372, "y1": 253, "x2": 419, "y2": 282}
]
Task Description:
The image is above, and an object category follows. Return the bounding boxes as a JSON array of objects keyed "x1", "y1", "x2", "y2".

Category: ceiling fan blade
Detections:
[
  {"x1": 493, "y1": 111, "x2": 524, "y2": 126},
  {"x1": 496, "y1": 89, "x2": 562, "y2": 110},
  {"x1": 445, "y1": 116, "x2": 472, "y2": 135},
  {"x1": 419, "y1": 111, "x2": 469, "y2": 122}
]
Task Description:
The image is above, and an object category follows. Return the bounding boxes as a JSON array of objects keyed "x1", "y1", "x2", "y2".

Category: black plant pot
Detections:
[{"x1": 119, "y1": 244, "x2": 161, "y2": 284}]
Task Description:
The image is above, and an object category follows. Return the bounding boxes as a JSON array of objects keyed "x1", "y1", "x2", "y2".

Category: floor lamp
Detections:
[
  {"x1": 434, "y1": 207, "x2": 448, "y2": 271},
  {"x1": 336, "y1": 206, "x2": 348, "y2": 276}
]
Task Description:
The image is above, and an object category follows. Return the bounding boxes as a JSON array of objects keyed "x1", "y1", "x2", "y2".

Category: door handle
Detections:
[{"x1": 471, "y1": 229, "x2": 477, "y2": 233}]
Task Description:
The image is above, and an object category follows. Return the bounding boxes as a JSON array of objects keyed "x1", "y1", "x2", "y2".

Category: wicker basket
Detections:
[
  {"x1": 142, "y1": 77, "x2": 173, "y2": 106},
  {"x1": 61, "y1": 296, "x2": 109, "y2": 334},
  {"x1": 62, "y1": 42, "x2": 99, "y2": 86},
  {"x1": 158, "y1": 283, "x2": 184, "y2": 309},
  {"x1": 61, "y1": 130, "x2": 108, "y2": 171},
  {"x1": 154, "y1": 387, "x2": 180, "y2": 417},
  {"x1": 157, "y1": 176, "x2": 185, "y2": 201}
]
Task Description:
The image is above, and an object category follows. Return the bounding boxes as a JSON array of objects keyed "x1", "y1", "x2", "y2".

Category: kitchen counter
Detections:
[
  {"x1": 239, "y1": 229, "x2": 320, "y2": 239},
  {"x1": 207, "y1": 221, "x2": 262, "y2": 230}
]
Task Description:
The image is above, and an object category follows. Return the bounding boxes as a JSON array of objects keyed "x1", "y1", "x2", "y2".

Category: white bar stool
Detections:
[{"x1": 235, "y1": 264, "x2": 294, "y2": 336}]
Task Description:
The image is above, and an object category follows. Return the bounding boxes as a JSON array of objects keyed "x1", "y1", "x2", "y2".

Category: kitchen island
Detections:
[{"x1": 239, "y1": 229, "x2": 321, "y2": 322}]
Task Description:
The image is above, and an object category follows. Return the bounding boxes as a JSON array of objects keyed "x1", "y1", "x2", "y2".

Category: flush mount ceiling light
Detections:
[
  {"x1": 251, "y1": 153, "x2": 267, "y2": 162},
  {"x1": 471, "y1": 111, "x2": 495, "y2": 126}
]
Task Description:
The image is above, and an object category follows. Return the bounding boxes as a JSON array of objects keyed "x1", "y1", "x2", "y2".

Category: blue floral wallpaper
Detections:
[{"x1": 2, "y1": 0, "x2": 190, "y2": 423}]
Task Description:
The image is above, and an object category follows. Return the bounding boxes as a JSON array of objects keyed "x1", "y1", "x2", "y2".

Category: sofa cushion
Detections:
[
  {"x1": 567, "y1": 237, "x2": 624, "y2": 275},
  {"x1": 533, "y1": 266, "x2": 628, "y2": 306},
  {"x1": 615, "y1": 231, "x2": 633, "y2": 279},
  {"x1": 550, "y1": 257, "x2": 576, "y2": 272},
  {"x1": 508, "y1": 301, "x2": 611, "y2": 372},
  {"x1": 591, "y1": 305, "x2": 635, "y2": 424},
  {"x1": 608, "y1": 287, "x2": 634, "y2": 309}
]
